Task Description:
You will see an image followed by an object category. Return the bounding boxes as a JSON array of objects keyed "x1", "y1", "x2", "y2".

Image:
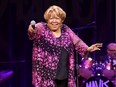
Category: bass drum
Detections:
[
  {"x1": 78, "y1": 58, "x2": 93, "y2": 79},
  {"x1": 83, "y1": 76, "x2": 115, "y2": 87}
]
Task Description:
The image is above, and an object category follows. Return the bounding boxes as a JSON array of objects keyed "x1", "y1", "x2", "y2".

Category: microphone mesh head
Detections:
[{"x1": 31, "y1": 20, "x2": 36, "y2": 25}]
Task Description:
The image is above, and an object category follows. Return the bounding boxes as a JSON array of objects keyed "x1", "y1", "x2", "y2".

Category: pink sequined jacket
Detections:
[{"x1": 28, "y1": 22, "x2": 88, "y2": 87}]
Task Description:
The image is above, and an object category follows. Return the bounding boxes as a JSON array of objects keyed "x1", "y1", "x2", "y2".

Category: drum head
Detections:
[
  {"x1": 78, "y1": 67, "x2": 92, "y2": 79},
  {"x1": 103, "y1": 69, "x2": 115, "y2": 79},
  {"x1": 78, "y1": 58, "x2": 93, "y2": 79},
  {"x1": 83, "y1": 76, "x2": 114, "y2": 87}
]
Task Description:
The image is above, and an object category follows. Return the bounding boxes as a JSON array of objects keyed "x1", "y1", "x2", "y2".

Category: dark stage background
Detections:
[{"x1": 0, "y1": 0, "x2": 115, "y2": 87}]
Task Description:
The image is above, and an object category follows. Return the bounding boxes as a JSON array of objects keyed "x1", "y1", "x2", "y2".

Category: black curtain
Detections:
[{"x1": 0, "y1": 0, "x2": 115, "y2": 87}]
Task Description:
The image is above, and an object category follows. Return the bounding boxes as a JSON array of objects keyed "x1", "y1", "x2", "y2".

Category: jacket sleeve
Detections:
[{"x1": 67, "y1": 27, "x2": 89, "y2": 57}]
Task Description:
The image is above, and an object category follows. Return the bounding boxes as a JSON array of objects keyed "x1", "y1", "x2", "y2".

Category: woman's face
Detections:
[{"x1": 47, "y1": 13, "x2": 63, "y2": 31}]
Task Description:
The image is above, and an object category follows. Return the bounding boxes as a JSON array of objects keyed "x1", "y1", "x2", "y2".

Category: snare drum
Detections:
[
  {"x1": 78, "y1": 58, "x2": 93, "y2": 79},
  {"x1": 83, "y1": 76, "x2": 115, "y2": 87}
]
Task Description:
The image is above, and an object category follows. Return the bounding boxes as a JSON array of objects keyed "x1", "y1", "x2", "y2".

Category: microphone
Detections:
[{"x1": 30, "y1": 20, "x2": 36, "y2": 29}]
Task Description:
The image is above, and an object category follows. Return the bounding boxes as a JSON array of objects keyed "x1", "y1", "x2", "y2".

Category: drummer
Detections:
[
  {"x1": 99, "y1": 43, "x2": 116, "y2": 86},
  {"x1": 100, "y1": 43, "x2": 116, "y2": 69}
]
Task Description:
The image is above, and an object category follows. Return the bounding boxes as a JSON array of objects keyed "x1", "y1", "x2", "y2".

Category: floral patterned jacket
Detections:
[{"x1": 28, "y1": 22, "x2": 88, "y2": 87}]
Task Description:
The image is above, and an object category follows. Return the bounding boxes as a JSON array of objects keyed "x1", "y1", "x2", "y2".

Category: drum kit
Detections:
[{"x1": 78, "y1": 57, "x2": 116, "y2": 87}]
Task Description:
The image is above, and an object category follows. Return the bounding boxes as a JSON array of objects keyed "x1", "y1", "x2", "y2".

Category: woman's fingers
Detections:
[{"x1": 95, "y1": 43, "x2": 103, "y2": 47}]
